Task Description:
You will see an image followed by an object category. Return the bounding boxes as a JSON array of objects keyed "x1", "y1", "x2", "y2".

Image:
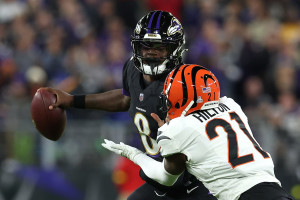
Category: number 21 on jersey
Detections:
[{"x1": 206, "y1": 111, "x2": 270, "y2": 168}]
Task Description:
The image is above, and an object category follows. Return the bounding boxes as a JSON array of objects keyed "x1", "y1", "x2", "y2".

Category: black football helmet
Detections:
[{"x1": 131, "y1": 10, "x2": 186, "y2": 75}]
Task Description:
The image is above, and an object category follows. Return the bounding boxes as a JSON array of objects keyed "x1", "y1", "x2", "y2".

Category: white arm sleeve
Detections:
[{"x1": 133, "y1": 153, "x2": 181, "y2": 186}]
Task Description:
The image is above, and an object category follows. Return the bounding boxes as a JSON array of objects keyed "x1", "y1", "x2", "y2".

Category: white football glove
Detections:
[
  {"x1": 102, "y1": 139, "x2": 181, "y2": 186},
  {"x1": 102, "y1": 139, "x2": 144, "y2": 164}
]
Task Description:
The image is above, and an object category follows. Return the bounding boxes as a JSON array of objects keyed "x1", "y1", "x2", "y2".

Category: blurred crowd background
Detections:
[{"x1": 0, "y1": 0, "x2": 300, "y2": 199}]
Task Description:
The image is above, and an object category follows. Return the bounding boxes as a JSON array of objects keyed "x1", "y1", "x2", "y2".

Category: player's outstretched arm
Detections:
[
  {"x1": 85, "y1": 89, "x2": 130, "y2": 111},
  {"x1": 43, "y1": 87, "x2": 130, "y2": 112},
  {"x1": 102, "y1": 139, "x2": 184, "y2": 186}
]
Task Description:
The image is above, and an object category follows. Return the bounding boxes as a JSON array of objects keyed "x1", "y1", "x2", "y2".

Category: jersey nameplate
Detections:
[{"x1": 192, "y1": 103, "x2": 230, "y2": 123}]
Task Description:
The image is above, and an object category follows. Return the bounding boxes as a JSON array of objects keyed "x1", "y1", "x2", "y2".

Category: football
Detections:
[{"x1": 31, "y1": 88, "x2": 66, "y2": 141}]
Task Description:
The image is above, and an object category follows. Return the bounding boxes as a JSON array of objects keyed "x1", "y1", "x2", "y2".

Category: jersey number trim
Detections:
[
  {"x1": 206, "y1": 112, "x2": 270, "y2": 168},
  {"x1": 134, "y1": 112, "x2": 160, "y2": 155}
]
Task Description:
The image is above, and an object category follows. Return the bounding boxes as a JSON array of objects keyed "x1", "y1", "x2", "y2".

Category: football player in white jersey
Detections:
[{"x1": 102, "y1": 64, "x2": 295, "y2": 200}]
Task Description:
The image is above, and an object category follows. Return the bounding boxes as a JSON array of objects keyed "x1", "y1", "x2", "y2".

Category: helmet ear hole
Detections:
[{"x1": 175, "y1": 102, "x2": 180, "y2": 109}]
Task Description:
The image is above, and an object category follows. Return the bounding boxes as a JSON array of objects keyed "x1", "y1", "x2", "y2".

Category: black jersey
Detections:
[
  {"x1": 123, "y1": 58, "x2": 166, "y2": 158},
  {"x1": 122, "y1": 58, "x2": 217, "y2": 200}
]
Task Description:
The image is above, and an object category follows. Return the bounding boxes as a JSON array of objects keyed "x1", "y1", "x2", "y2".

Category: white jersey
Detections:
[{"x1": 157, "y1": 97, "x2": 280, "y2": 200}]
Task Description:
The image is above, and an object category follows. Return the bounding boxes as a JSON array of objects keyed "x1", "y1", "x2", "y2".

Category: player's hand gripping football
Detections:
[
  {"x1": 41, "y1": 87, "x2": 73, "y2": 110},
  {"x1": 102, "y1": 139, "x2": 144, "y2": 164}
]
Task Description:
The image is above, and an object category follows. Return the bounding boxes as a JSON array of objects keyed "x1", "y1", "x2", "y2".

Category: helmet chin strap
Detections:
[{"x1": 180, "y1": 100, "x2": 194, "y2": 117}]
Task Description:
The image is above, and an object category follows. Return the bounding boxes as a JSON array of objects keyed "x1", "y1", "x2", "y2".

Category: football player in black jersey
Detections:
[{"x1": 45, "y1": 11, "x2": 216, "y2": 200}]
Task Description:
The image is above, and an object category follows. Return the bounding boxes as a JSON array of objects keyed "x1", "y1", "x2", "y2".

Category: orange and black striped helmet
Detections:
[{"x1": 162, "y1": 64, "x2": 220, "y2": 119}]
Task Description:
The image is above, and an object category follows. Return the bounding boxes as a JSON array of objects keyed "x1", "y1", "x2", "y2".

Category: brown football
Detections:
[{"x1": 31, "y1": 88, "x2": 66, "y2": 141}]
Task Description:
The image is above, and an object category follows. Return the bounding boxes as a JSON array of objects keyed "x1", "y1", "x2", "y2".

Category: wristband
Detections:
[{"x1": 73, "y1": 95, "x2": 86, "y2": 108}]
